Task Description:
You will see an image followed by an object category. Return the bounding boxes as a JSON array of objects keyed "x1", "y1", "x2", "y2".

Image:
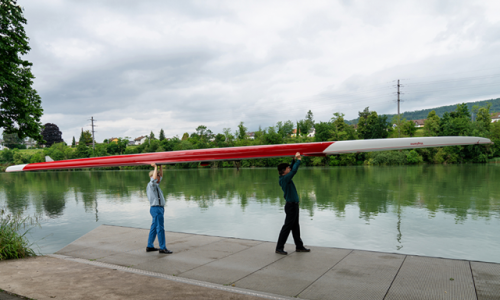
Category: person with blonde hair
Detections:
[{"x1": 146, "y1": 163, "x2": 172, "y2": 254}]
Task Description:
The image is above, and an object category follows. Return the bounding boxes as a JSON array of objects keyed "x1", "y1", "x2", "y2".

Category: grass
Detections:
[
  {"x1": 18, "y1": 149, "x2": 43, "y2": 155},
  {"x1": 0, "y1": 208, "x2": 40, "y2": 260}
]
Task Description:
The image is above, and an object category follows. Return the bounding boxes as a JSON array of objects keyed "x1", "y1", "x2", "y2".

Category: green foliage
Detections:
[
  {"x1": 277, "y1": 120, "x2": 294, "y2": 138},
  {"x1": 310, "y1": 156, "x2": 326, "y2": 166},
  {"x1": 314, "y1": 121, "x2": 333, "y2": 142},
  {"x1": 0, "y1": 0, "x2": 44, "y2": 141},
  {"x1": 44, "y1": 142, "x2": 73, "y2": 161},
  {"x1": 79, "y1": 130, "x2": 93, "y2": 145},
  {"x1": 402, "y1": 120, "x2": 417, "y2": 137},
  {"x1": 76, "y1": 133, "x2": 90, "y2": 158},
  {"x1": 0, "y1": 208, "x2": 39, "y2": 260},
  {"x1": 406, "y1": 150, "x2": 423, "y2": 164},
  {"x1": 347, "y1": 98, "x2": 500, "y2": 125},
  {"x1": 339, "y1": 153, "x2": 357, "y2": 166},
  {"x1": 297, "y1": 110, "x2": 315, "y2": 136},
  {"x1": 263, "y1": 126, "x2": 282, "y2": 144},
  {"x1": 237, "y1": 122, "x2": 247, "y2": 140},
  {"x1": 159, "y1": 129, "x2": 166, "y2": 141},
  {"x1": 424, "y1": 111, "x2": 440, "y2": 137},
  {"x1": 439, "y1": 103, "x2": 473, "y2": 136},
  {"x1": 357, "y1": 108, "x2": 391, "y2": 139},
  {"x1": 13, "y1": 150, "x2": 28, "y2": 164},
  {"x1": 366, "y1": 151, "x2": 407, "y2": 165},
  {"x1": 2, "y1": 132, "x2": 23, "y2": 149},
  {"x1": 0, "y1": 149, "x2": 14, "y2": 162},
  {"x1": 29, "y1": 151, "x2": 44, "y2": 163}
]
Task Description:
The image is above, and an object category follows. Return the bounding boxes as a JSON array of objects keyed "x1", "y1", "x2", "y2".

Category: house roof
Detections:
[
  {"x1": 134, "y1": 136, "x2": 146, "y2": 141},
  {"x1": 491, "y1": 112, "x2": 500, "y2": 119},
  {"x1": 412, "y1": 119, "x2": 426, "y2": 125}
]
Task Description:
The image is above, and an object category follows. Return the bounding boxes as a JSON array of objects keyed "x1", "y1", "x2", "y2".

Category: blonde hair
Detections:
[{"x1": 149, "y1": 170, "x2": 155, "y2": 177}]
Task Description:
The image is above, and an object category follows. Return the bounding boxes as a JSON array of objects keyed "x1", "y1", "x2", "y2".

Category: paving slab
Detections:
[
  {"x1": 385, "y1": 255, "x2": 477, "y2": 300},
  {"x1": 234, "y1": 246, "x2": 352, "y2": 297},
  {"x1": 181, "y1": 241, "x2": 287, "y2": 285},
  {"x1": 132, "y1": 238, "x2": 261, "y2": 276},
  {"x1": 50, "y1": 225, "x2": 500, "y2": 300},
  {"x1": 300, "y1": 250, "x2": 405, "y2": 300},
  {"x1": 471, "y1": 261, "x2": 500, "y2": 300},
  {"x1": 0, "y1": 256, "x2": 268, "y2": 300}
]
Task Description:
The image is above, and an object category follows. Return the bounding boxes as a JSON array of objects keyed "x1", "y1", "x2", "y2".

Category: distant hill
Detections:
[{"x1": 346, "y1": 97, "x2": 500, "y2": 125}]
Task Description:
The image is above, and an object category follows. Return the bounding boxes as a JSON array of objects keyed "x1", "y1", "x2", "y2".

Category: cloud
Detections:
[{"x1": 10, "y1": 0, "x2": 499, "y2": 143}]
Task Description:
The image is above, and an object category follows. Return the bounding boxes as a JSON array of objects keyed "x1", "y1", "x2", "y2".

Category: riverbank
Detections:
[{"x1": 1, "y1": 225, "x2": 498, "y2": 300}]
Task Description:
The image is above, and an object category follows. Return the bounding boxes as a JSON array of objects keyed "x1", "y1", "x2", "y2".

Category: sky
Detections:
[{"x1": 10, "y1": 0, "x2": 500, "y2": 143}]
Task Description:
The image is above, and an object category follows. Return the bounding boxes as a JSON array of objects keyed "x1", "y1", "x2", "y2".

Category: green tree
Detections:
[
  {"x1": 359, "y1": 109, "x2": 390, "y2": 139},
  {"x1": 2, "y1": 132, "x2": 22, "y2": 149},
  {"x1": 237, "y1": 122, "x2": 247, "y2": 140},
  {"x1": 213, "y1": 133, "x2": 226, "y2": 147},
  {"x1": 159, "y1": 129, "x2": 166, "y2": 141},
  {"x1": 424, "y1": 111, "x2": 440, "y2": 137},
  {"x1": 79, "y1": 130, "x2": 92, "y2": 145},
  {"x1": 314, "y1": 121, "x2": 333, "y2": 142},
  {"x1": 331, "y1": 112, "x2": 357, "y2": 141},
  {"x1": 181, "y1": 132, "x2": 189, "y2": 141},
  {"x1": 402, "y1": 120, "x2": 417, "y2": 137},
  {"x1": 263, "y1": 126, "x2": 282, "y2": 145},
  {"x1": 0, "y1": 1, "x2": 44, "y2": 141},
  {"x1": 195, "y1": 125, "x2": 213, "y2": 147},
  {"x1": 472, "y1": 103, "x2": 491, "y2": 136},
  {"x1": 277, "y1": 120, "x2": 294, "y2": 138},
  {"x1": 440, "y1": 103, "x2": 472, "y2": 136},
  {"x1": 222, "y1": 128, "x2": 234, "y2": 143},
  {"x1": 298, "y1": 110, "x2": 315, "y2": 136},
  {"x1": 117, "y1": 138, "x2": 129, "y2": 154},
  {"x1": 76, "y1": 132, "x2": 89, "y2": 158},
  {"x1": 71, "y1": 136, "x2": 76, "y2": 147}
]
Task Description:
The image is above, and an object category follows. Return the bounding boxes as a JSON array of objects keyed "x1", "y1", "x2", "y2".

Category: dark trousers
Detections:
[{"x1": 276, "y1": 202, "x2": 304, "y2": 250}]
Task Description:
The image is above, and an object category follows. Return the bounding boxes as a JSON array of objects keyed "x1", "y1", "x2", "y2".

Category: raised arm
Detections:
[
  {"x1": 151, "y1": 163, "x2": 158, "y2": 180},
  {"x1": 283, "y1": 152, "x2": 302, "y2": 181},
  {"x1": 159, "y1": 165, "x2": 163, "y2": 178}
]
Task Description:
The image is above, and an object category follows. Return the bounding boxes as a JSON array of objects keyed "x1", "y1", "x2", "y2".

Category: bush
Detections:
[
  {"x1": 368, "y1": 151, "x2": 407, "y2": 165},
  {"x1": 406, "y1": 150, "x2": 423, "y2": 164},
  {"x1": 0, "y1": 208, "x2": 39, "y2": 260},
  {"x1": 328, "y1": 156, "x2": 340, "y2": 166}
]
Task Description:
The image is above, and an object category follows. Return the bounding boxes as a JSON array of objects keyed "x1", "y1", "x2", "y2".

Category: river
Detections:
[{"x1": 1, "y1": 164, "x2": 499, "y2": 263}]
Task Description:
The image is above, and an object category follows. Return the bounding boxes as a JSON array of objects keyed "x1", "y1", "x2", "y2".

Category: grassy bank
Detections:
[{"x1": 0, "y1": 208, "x2": 39, "y2": 260}]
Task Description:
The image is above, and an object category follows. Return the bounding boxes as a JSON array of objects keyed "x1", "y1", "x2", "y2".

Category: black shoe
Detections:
[
  {"x1": 296, "y1": 247, "x2": 311, "y2": 252},
  {"x1": 159, "y1": 249, "x2": 173, "y2": 254},
  {"x1": 146, "y1": 247, "x2": 159, "y2": 252},
  {"x1": 275, "y1": 249, "x2": 288, "y2": 255}
]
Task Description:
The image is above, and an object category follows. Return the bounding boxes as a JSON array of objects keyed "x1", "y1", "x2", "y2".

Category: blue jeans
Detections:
[{"x1": 147, "y1": 206, "x2": 166, "y2": 250}]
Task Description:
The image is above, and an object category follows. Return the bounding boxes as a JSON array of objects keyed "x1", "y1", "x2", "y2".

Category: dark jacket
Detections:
[{"x1": 278, "y1": 159, "x2": 301, "y2": 203}]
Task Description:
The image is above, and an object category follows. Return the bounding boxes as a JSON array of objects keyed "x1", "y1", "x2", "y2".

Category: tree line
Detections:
[{"x1": 2, "y1": 103, "x2": 500, "y2": 171}]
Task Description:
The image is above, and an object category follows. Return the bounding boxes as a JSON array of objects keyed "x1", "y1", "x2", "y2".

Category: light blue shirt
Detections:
[{"x1": 147, "y1": 177, "x2": 166, "y2": 206}]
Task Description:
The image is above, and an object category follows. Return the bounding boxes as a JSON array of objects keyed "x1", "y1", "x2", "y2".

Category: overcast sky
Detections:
[{"x1": 12, "y1": 0, "x2": 500, "y2": 143}]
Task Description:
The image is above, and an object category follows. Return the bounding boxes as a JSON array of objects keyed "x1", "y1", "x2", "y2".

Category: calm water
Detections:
[{"x1": 1, "y1": 165, "x2": 499, "y2": 263}]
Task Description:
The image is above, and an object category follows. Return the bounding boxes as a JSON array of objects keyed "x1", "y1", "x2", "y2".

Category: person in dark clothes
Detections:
[{"x1": 275, "y1": 152, "x2": 310, "y2": 255}]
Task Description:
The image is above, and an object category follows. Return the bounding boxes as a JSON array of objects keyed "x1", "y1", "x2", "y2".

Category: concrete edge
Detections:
[
  {"x1": 48, "y1": 254, "x2": 295, "y2": 300},
  {"x1": 96, "y1": 225, "x2": 500, "y2": 265}
]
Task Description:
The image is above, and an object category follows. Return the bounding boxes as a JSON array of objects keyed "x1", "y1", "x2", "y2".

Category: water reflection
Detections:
[
  {"x1": 1, "y1": 165, "x2": 499, "y2": 261},
  {"x1": 1, "y1": 165, "x2": 499, "y2": 221}
]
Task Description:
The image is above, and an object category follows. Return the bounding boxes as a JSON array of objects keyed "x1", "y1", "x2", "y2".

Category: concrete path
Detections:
[{"x1": 1, "y1": 224, "x2": 499, "y2": 300}]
